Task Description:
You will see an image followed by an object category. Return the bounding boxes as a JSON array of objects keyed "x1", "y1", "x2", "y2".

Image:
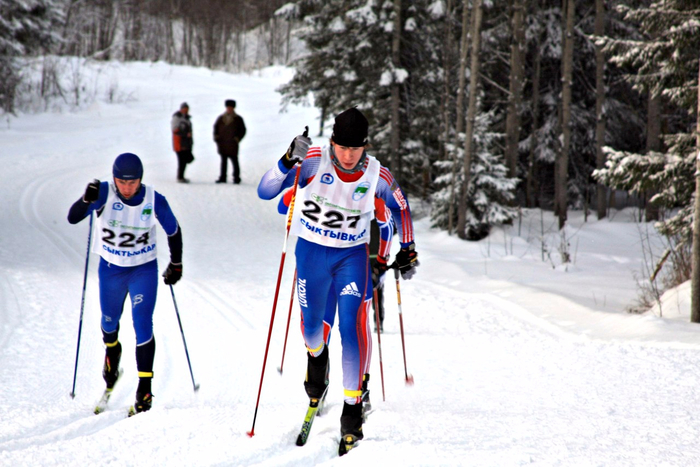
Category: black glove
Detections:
[
  {"x1": 281, "y1": 126, "x2": 311, "y2": 170},
  {"x1": 163, "y1": 262, "x2": 182, "y2": 285},
  {"x1": 395, "y1": 244, "x2": 419, "y2": 280},
  {"x1": 83, "y1": 179, "x2": 101, "y2": 203},
  {"x1": 371, "y1": 256, "x2": 389, "y2": 288}
]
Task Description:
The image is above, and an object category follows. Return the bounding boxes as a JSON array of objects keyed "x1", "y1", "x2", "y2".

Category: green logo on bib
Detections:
[
  {"x1": 141, "y1": 203, "x2": 153, "y2": 221},
  {"x1": 352, "y1": 183, "x2": 370, "y2": 201}
]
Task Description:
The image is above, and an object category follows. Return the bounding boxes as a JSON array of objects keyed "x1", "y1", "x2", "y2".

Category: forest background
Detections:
[{"x1": 2, "y1": 0, "x2": 699, "y2": 315}]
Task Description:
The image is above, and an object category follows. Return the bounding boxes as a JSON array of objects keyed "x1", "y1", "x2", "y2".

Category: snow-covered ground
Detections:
[{"x1": 2, "y1": 60, "x2": 700, "y2": 466}]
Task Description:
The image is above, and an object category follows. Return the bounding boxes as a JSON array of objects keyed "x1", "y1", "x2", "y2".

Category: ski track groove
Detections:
[{"x1": 186, "y1": 280, "x2": 255, "y2": 331}]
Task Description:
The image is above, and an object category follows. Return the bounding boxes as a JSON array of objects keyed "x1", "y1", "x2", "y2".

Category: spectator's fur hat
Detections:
[{"x1": 225, "y1": 99, "x2": 236, "y2": 108}]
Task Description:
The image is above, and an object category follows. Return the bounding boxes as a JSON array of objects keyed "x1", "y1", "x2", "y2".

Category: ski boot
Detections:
[
  {"x1": 339, "y1": 401, "x2": 364, "y2": 456},
  {"x1": 128, "y1": 377, "x2": 153, "y2": 416},
  {"x1": 133, "y1": 392, "x2": 153, "y2": 414},
  {"x1": 102, "y1": 341, "x2": 122, "y2": 389},
  {"x1": 94, "y1": 342, "x2": 122, "y2": 414},
  {"x1": 304, "y1": 345, "x2": 329, "y2": 400},
  {"x1": 295, "y1": 346, "x2": 330, "y2": 446}
]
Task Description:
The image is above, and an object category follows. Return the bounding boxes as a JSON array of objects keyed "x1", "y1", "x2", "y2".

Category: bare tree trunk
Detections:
[
  {"x1": 690, "y1": 59, "x2": 700, "y2": 323},
  {"x1": 183, "y1": 19, "x2": 192, "y2": 65},
  {"x1": 526, "y1": 0, "x2": 541, "y2": 208},
  {"x1": 285, "y1": 19, "x2": 291, "y2": 64},
  {"x1": 556, "y1": 0, "x2": 574, "y2": 230},
  {"x1": 59, "y1": 0, "x2": 80, "y2": 55},
  {"x1": 594, "y1": 0, "x2": 607, "y2": 219},
  {"x1": 441, "y1": 0, "x2": 454, "y2": 163},
  {"x1": 390, "y1": 0, "x2": 402, "y2": 180},
  {"x1": 644, "y1": 92, "x2": 662, "y2": 221},
  {"x1": 101, "y1": 2, "x2": 118, "y2": 59},
  {"x1": 647, "y1": 93, "x2": 661, "y2": 152},
  {"x1": 440, "y1": 0, "x2": 454, "y2": 212},
  {"x1": 269, "y1": 17, "x2": 276, "y2": 65},
  {"x1": 123, "y1": 2, "x2": 143, "y2": 61},
  {"x1": 448, "y1": 0, "x2": 471, "y2": 235},
  {"x1": 505, "y1": 0, "x2": 525, "y2": 180},
  {"x1": 456, "y1": 0, "x2": 483, "y2": 240},
  {"x1": 166, "y1": 16, "x2": 175, "y2": 63},
  {"x1": 319, "y1": 104, "x2": 327, "y2": 137}
]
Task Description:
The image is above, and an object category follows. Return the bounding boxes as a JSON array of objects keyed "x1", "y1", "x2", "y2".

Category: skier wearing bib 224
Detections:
[
  {"x1": 257, "y1": 107, "x2": 419, "y2": 455},
  {"x1": 67, "y1": 153, "x2": 183, "y2": 415}
]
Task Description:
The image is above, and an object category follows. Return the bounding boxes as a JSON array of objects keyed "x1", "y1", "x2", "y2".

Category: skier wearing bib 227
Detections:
[
  {"x1": 257, "y1": 107, "x2": 419, "y2": 455},
  {"x1": 67, "y1": 153, "x2": 183, "y2": 415},
  {"x1": 276, "y1": 189, "x2": 394, "y2": 419}
]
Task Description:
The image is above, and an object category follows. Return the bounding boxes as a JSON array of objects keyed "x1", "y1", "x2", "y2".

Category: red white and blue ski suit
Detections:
[{"x1": 258, "y1": 145, "x2": 414, "y2": 403}]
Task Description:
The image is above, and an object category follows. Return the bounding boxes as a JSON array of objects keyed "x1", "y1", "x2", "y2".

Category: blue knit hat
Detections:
[{"x1": 113, "y1": 153, "x2": 143, "y2": 180}]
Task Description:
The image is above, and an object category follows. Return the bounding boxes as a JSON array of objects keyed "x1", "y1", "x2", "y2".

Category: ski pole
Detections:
[
  {"x1": 277, "y1": 268, "x2": 297, "y2": 374},
  {"x1": 248, "y1": 127, "x2": 306, "y2": 437},
  {"x1": 372, "y1": 288, "x2": 386, "y2": 401},
  {"x1": 71, "y1": 211, "x2": 94, "y2": 399},
  {"x1": 392, "y1": 264, "x2": 414, "y2": 385},
  {"x1": 169, "y1": 284, "x2": 200, "y2": 392}
]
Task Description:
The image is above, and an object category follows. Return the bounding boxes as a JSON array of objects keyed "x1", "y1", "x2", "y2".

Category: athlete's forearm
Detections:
[
  {"x1": 67, "y1": 198, "x2": 91, "y2": 224},
  {"x1": 167, "y1": 224, "x2": 183, "y2": 264},
  {"x1": 377, "y1": 181, "x2": 414, "y2": 247},
  {"x1": 257, "y1": 161, "x2": 296, "y2": 200}
]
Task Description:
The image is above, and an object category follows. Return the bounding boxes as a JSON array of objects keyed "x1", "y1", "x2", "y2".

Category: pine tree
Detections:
[
  {"x1": 595, "y1": 0, "x2": 700, "y2": 316},
  {"x1": 597, "y1": 1, "x2": 700, "y2": 244},
  {"x1": 432, "y1": 108, "x2": 518, "y2": 239},
  {"x1": 278, "y1": 0, "x2": 444, "y2": 192},
  {"x1": 0, "y1": 0, "x2": 61, "y2": 113}
]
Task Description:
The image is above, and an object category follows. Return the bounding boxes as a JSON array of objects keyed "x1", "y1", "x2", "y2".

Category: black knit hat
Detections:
[
  {"x1": 332, "y1": 107, "x2": 368, "y2": 147},
  {"x1": 225, "y1": 99, "x2": 236, "y2": 108},
  {"x1": 180, "y1": 102, "x2": 189, "y2": 109}
]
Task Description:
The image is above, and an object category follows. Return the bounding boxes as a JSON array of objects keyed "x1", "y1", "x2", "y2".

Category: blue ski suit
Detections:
[{"x1": 68, "y1": 181, "x2": 182, "y2": 376}]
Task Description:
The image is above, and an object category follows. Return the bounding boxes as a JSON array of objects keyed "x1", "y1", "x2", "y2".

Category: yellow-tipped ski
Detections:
[
  {"x1": 295, "y1": 399, "x2": 320, "y2": 446},
  {"x1": 94, "y1": 388, "x2": 114, "y2": 414},
  {"x1": 94, "y1": 368, "x2": 122, "y2": 415}
]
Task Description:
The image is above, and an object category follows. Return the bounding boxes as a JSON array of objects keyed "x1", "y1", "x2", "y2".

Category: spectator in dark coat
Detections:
[
  {"x1": 171, "y1": 102, "x2": 194, "y2": 183},
  {"x1": 213, "y1": 99, "x2": 246, "y2": 184}
]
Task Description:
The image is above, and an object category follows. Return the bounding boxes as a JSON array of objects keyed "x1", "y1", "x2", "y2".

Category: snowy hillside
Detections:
[{"x1": 2, "y1": 60, "x2": 700, "y2": 466}]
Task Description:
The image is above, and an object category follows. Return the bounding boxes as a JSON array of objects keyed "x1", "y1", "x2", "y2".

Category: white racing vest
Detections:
[
  {"x1": 92, "y1": 184, "x2": 158, "y2": 267},
  {"x1": 290, "y1": 147, "x2": 380, "y2": 248}
]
